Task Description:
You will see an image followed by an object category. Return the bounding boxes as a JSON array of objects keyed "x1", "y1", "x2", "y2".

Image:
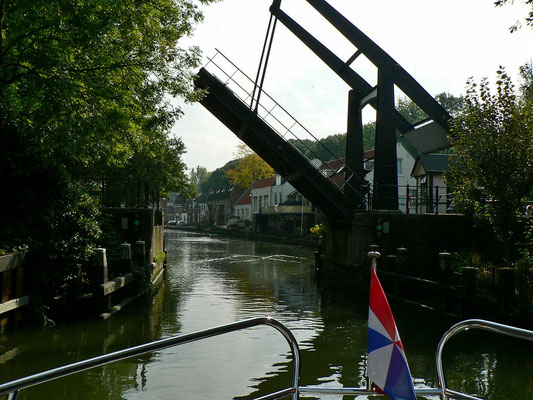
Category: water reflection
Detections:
[{"x1": 0, "y1": 230, "x2": 532, "y2": 400}]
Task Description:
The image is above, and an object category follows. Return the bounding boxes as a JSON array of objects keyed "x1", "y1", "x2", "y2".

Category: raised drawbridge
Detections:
[{"x1": 195, "y1": 0, "x2": 452, "y2": 222}]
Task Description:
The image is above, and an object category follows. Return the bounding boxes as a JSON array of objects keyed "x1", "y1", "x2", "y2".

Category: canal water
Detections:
[{"x1": 1, "y1": 230, "x2": 532, "y2": 399}]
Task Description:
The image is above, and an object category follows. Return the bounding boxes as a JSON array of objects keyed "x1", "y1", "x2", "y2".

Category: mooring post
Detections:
[
  {"x1": 439, "y1": 251, "x2": 453, "y2": 283},
  {"x1": 119, "y1": 243, "x2": 132, "y2": 274},
  {"x1": 91, "y1": 248, "x2": 110, "y2": 312},
  {"x1": 134, "y1": 241, "x2": 146, "y2": 269},
  {"x1": 134, "y1": 240, "x2": 150, "y2": 281},
  {"x1": 91, "y1": 248, "x2": 109, "y2": 287},
  {"x1": 396, "y1": 247, "x2": 408, "y2": 275}
]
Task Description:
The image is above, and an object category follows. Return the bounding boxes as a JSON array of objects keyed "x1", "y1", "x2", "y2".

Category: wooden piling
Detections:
[
  {"x1": 439, "y1": 251, "x2": 453, "y2": 283},
  {"x1": 119, "y1": 243, "x2": 132, "y2": 275},
  {"x1": 91, "y1": 248, "x2": 110, "y2": 313},
  {"x1": 396, "y1": 247, "x2": 408, "y2": 274}
]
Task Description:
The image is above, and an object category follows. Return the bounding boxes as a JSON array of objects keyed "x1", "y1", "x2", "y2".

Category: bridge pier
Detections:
[{"x1": 318, "y1": 213, "x2": 476, "y2": 287}]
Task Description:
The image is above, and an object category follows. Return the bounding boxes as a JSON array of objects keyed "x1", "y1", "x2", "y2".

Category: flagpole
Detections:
[
  {"x1": 366, "y1": 250, "x2": 381, "y2": 392},
  {"x1": 368, "y1": 250, "x2": 380, "y2": 272}
]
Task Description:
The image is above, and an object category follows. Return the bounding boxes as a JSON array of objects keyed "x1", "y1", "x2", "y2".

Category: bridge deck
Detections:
[{"x1": 195, "y1": 68, "x2": 355, "y2": 222}]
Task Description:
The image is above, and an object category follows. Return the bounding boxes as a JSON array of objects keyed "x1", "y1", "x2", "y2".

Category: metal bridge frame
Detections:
[{"x1": 269, "y1": 0, "x2": 452, "y2": 210}]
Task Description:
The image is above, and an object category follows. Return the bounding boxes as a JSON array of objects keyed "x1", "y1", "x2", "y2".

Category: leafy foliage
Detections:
[
  {"x1": 494, "y1": 0, "x2": 533, "y2": 31},
  {"x1": 190, "y1": 165, "x2": 211, "y2": 194},
  {"x1": 0, "y1": 0, "x2": 215, "y2": 313},
  {"x1": 396, "y1": 92, "x2": 464, "y2": 124},
  {"x1": 519, "y1": 60, "x2": 533, "y2": 101},
  {"x1": 288, "y1": 128, "x2": 374, "y2": 162},
  {"x1": 396, "y1": 97, "x2": 427, "y2": 124},
  {"x1": 200, "y1": 159, "x2": 238, "y2": 193},
  {"x1": 447, "y1": 67, "x2": 533, "y2": 260},
  {"x1": 225, "y1": 144, "x2": 275, "y2": 189},
  {"x1": 0, "y1": 0, "x2": 214, "y2": 181}
]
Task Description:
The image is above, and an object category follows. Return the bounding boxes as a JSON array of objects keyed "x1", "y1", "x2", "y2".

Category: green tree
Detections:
[
  {"x1": 0, "y1": 0, "x2": 215, "y2": 314},
  {"x1": 396, "y1": 92, "x2": 464, "y2": 123},
  {"x1": 519, "y1": 60, "x2": 533, "y2": 101},
  {"x1": 200, "y1": 160, "x2": 238, "y2": 193},
  {"x1": 226, "y1": 144, "x2": 275, "y2": 188},
  {"x1": 435, "y1": 92, "x2": 465, "y2": 117},
  {"x1": 190, "y1": 166, "x2": 211, "y2": 194},
  {"x1": 363, "y1": 122, "x2": 376, "y2": 151},
  {"x1": 0, "y1": 0, "x2": 215, "y2": 175},
  {"x1": 396, "y1": 96, "x2": 427, "y2": 124},
  {"x1": 447, "y1": 67, "x2": 533, "y2": 261},
  {"x1": 494, "y1": 0, "x2": 533, "y2": 31}
]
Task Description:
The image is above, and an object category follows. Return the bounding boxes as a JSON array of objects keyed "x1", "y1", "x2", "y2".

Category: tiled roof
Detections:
[
  {"x1": 236, "y1": 187, "x2": 252, "y2": 205},
  {"x1": 319, "y1": 151, "x2": 375, "y2": 171},
  {"x1": 417, "y1": 153, "x2": 450, "y2": 173},
  {"x1": 206, "y1": 186, "x2": 234, "y2": 201},
  {"x1": 252, "y1": 176, "x2": 276, "y2": 189}
]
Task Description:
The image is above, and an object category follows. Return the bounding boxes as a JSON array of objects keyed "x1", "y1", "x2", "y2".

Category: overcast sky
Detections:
[{"x1": 172, "y1": 0, "x2": 533, "y2": 172}]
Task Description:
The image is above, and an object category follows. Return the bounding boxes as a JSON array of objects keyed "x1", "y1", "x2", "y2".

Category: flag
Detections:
[{"x1": 367, "y1": 267, "x2": 417, "y2": 400}]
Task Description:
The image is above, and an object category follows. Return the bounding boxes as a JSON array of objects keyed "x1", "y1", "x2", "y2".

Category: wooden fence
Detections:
[
  {"x1": 88, "y1": 240, "x2": 164, "y2": 320},
  {"x1": 0, "y1": 253, "x2": 30, "y2": 330}
]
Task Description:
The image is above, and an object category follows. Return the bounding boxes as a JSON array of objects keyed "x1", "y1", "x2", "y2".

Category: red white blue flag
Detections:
[{"x1": 367, "y1": 267, "x2": 417, "y2": 400}]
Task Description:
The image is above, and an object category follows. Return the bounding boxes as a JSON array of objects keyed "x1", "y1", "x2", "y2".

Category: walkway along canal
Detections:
[{"x1": 0, "y1": 230, "x2": 532, "y2": 399}]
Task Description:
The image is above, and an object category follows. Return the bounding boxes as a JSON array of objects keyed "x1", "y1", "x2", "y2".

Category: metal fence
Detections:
[
  {"x1": 82, "y1": 178, "x2": 160, "y2": 209},
  {"x1": 362, "y1": 183, "x2": 453, "y2": 214}
]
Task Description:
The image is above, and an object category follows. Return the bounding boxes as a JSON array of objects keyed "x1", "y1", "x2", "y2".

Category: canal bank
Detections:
[
  {"x1": 0, "y1": 230, "x2": 531, "y2": 399},
  {"x1": 0, "y1": 208, "x2": 166, "y2": 331}
]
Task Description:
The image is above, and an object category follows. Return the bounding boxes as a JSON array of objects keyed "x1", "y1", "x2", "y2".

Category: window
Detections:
[
  {"x1": 274, "y1": 193, "x2": 278, "y2": 205},
  {"x1": 364, "y1": 160, "x2": 374, "y2": 171},
  {"x1": 397, "y1": 159, "x2": 403, "y2": 175}
]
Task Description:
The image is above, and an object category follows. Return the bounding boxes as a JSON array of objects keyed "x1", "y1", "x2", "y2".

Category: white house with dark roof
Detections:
[
  {"x1": 320, "y1": 141, "x2": 418, "y2": 213},
  {"x1": 411, "y1": 153, "x2": 451, "y2": 214},
  {"x1": 234, "y1": 185, "x2": 252, "y2": 221}
]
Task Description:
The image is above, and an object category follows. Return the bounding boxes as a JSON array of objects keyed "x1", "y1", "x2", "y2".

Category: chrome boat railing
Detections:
[
  {"x1": 0, "y1": 317, "x2": 300, "y2": 400},
  {"x1": 435, "y1": 319, "x2": 533, "y2": 400},
  {"x1": 1, "y1": 317, "x2": 532, "y2": 399}
]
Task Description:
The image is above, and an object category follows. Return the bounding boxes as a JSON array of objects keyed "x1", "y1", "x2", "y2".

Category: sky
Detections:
[{"x1": 172, "y1": 0, "x2": 533, "y2": 172}]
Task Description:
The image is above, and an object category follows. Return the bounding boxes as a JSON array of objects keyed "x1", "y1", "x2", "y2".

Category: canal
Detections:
[{"x1": 0, "y1": 230, "x2": 532, "y2": 399}]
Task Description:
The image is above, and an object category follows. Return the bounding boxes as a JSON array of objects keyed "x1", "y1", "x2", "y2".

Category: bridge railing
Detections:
[
  {"x1": 204, "y1": 50, "x2": 369, "y2": 205},
  {"x1": 370, "y1": 183, "x2": 454, "y2": 214}
]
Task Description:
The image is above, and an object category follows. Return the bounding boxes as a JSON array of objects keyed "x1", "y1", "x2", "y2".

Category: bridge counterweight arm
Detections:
[
  {"x1": 271, "y1": 0, "x2": 451, "y2": 132},
  {"x1": 304, "y1": 0, "x2": 452, "y2": 129}
]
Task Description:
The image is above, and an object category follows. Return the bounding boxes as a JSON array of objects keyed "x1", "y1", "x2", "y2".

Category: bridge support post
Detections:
[
  {"x1": 345, "y1": 90, "x2": 366, "y2": 209},
  {"x1": 373, "y1": 66, "x2": 398, "y2": 211}
]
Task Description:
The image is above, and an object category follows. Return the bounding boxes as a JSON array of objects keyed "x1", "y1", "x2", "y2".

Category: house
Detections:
[
  {"x1": 234, "y1": 185, "x2": 253, "y2": 222},
  {"x1": 411, "y1": 153, "x2": 451, "y2": 214},
  {"x1": 364, "y1": 141, "x2": 418, "y2": 213},
  {"x1": 206, "y1": 186, "x2": 246, "y2": 226},
  {"x1": 161, "y1": 193, "x2": 185, "y2": 223},
  {"x1": 187, "y1": 193, "x2": 210, "y2": 226},
  {"x1": 250, "y1": 177, "x2": 276, "y2": 216},
  {"x1": 250, "y1": 175, "x2": 316, "y2": 235},
  {"x1": 319, "y1": 141, "x2": 417, "y2": 213}
]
